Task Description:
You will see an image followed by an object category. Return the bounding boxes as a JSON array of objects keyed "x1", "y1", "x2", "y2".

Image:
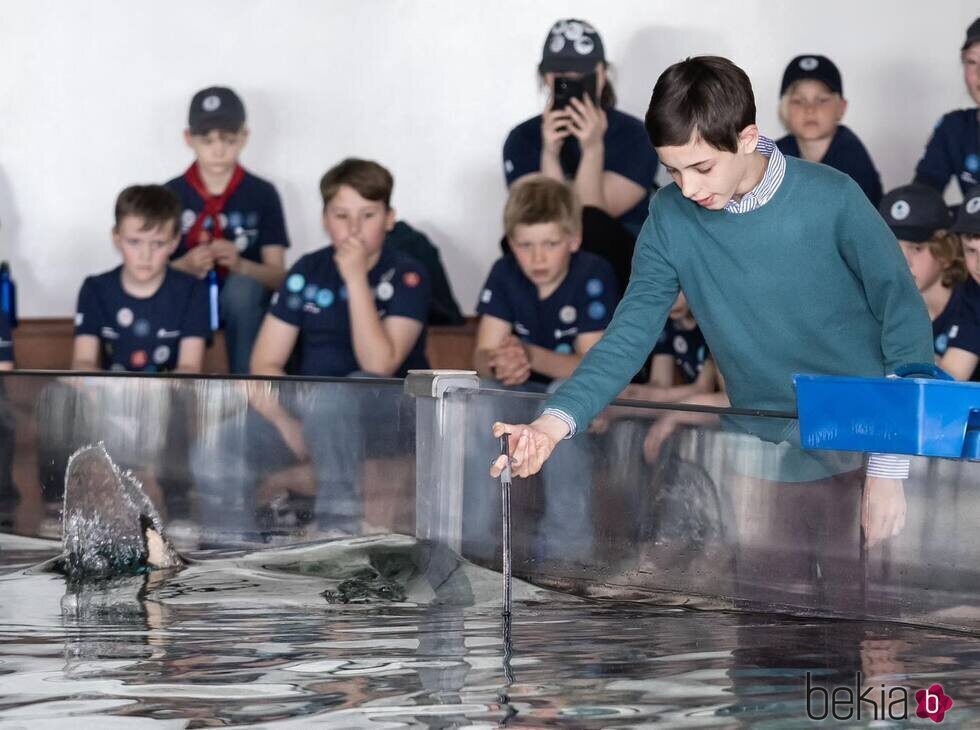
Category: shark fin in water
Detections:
[{"x1": 61, "y1": 443, "x2": 183, "y2": 579}]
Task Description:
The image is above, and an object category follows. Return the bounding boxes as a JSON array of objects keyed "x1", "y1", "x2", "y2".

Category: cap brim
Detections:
[
  {"x1": 951, "y1": 220, "x2": 980, "y2": 235},
  {"x1": 888, "y1": 225, "x2": 934, "y2": 243},
  {"x1": 539, "y1": 57, "x2": 600, "y2": 74},
  {"x1": 189, "y1": 116, "x2": 244, "y2": 135}
]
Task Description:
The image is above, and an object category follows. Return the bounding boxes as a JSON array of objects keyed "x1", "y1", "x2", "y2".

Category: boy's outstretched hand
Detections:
[
  {"x1": 489, "y1": 414, "x2": 570, "y2": 479},
  {"x1": 861, "y1": 476, "x2": 907, "y2": 547}
]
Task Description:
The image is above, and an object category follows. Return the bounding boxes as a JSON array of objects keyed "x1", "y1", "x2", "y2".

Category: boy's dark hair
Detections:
[
  {"x1": 645, "y1": 56, "x2": 756, "y2": 152},
  {"x1": 320, "y1": 158, "x2": 394, "y2": 208},
  {"x1": 114, "y1": 185, "x2": 181, "y2": 234}
]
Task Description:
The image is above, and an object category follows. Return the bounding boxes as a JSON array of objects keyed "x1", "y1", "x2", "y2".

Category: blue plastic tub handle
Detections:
[{"x1": 893, "y1": 363, "x2": 955, "y2": 381}]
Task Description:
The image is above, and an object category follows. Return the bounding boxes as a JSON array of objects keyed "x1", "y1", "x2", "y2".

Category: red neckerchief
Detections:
[{"x1": 182, "y1": 163, "x2": 246, "y2": 275}]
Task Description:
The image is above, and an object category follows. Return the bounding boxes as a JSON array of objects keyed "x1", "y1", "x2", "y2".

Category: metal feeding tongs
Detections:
[{"x1": 498, "y1": 434, "x2": 513, "y2": 617}]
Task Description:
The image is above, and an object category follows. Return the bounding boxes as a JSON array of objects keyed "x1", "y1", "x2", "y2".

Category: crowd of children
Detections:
[{"x1": 0, "y1": 19, "x2": 980, "y2": 532}]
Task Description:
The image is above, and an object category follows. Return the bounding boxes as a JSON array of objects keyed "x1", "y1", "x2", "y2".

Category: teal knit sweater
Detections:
[{"x1": 546, "y1": 157, "x2": 934, "y2": 436}]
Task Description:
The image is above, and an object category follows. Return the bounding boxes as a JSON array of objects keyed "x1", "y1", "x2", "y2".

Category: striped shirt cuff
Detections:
[
  {"x1": 867, "y1": 453, "x2": 910, "y2": 479},
  {"x1": 541, "y1": 408, "x2": 577, "y2": 439}
]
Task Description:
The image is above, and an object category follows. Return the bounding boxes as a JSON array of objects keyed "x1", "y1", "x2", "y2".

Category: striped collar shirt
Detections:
[{"x1": 724, "y1": 135, "x2": 785, "y2": 214}]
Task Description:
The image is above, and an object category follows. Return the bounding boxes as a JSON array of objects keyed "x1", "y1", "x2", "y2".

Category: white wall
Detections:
[{"x1": 0, "y1": 0, "x2": 976, "y2": 317}]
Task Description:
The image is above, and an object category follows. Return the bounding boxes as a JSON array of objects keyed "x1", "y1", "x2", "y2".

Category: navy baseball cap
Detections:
[
  {"x1": 952, "y1": 184, "x2": 980, "y2": 235},
  {"x1": 188, "y1": 87, "x2": 246, "y2": 136},
  {"x1": 962, "y1": 17, "x2": 980, "y2": 51},
  {"x1": 539, "y1": 19, "x2": 605, "y2": 74},
  {"x1": 879, "y1": 184, "x2": 953, "y2": 242},
  {"x1": 780, "y1": 55, "x2": 843, "y2": 96}
]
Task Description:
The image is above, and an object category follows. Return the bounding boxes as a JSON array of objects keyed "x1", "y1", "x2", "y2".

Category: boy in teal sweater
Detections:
[{"x1": 491, "y1": 56, "x2": 933, "y2": 550}]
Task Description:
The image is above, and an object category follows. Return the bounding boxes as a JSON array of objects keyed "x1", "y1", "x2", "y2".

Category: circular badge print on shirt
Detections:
[
  {"x1": 304, "y1": 284, "x2": 319, "y2": 301},
  {"x1": 130, "y1": 350, "x2": 148, "y2": 369},
  {"x1": 403, "y1": 271, "x2": 421, "y2": 288},
  {"x1": 339, "y1": 286, "x2": 349, "y2": 301},
  {"x1": 228, "y1": 211, "x2": 244, "y2": 229},
  {"x1": 153, "y1": 345, "x2": 171, "y2": 365},
  {"x1": 133, "y1": 319, "x2": 151, "y2": 338},
  {"x1": 270, "y1": 292, "x2": 280, "y2": 307},
  {"x1": 74, "y1": 312, "x2": 84, "y2": 326},
  {"x1": 799, "y1": 56, "x2": 819, "y2": 71},
  {"x1": 376, "y1": 281, "x2": 395, "y2": 302},
  {"x1": 935, "y1": 334, "x2": 949, "y2": 354},
  {"x1": 559, "y1": 305, "x2": 577, "y2": 324},
  {"x1": 287, "y1": 295, "x2": 302, "y2": 311},
  {"x1": 966, "y1": 154, "x2": 980, "y2": 174},
  {"x1": 316, "y1": 289, "x2": 335, "y2": 308},
  {"x1": 286, "y1": 274, "x2": 306, "y2": 293},
  {"x1": 673, "y1": 335, "x2": 689, "y2": 355},
  {"x1": 966, "y1": 196, "x2": 980, "y2": 215},
  {"x1": 202, "y1": 94, "x2": 221, "y2": 112},
  {"x1": 555, "y1": 343, "x2": 573, "y2": 354},
  {"x1": 586, "y1": 278, "x2": 604, "y2": 297},
  {"x1": 588, "y1": 301, "x2": 606, "y2": 321},
  {"x1": 181, "y1": 209, "x2": 197, "y2": 233},
  {"x1": 116, "y1": 307, "x2": 134, "y2": 328},
  {"x1": 890, "y1": 200, "x2": 911, "y2": 221}
]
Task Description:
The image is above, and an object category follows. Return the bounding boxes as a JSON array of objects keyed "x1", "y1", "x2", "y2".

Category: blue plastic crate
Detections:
[{"x1": 795, "y1": 367, "x2": 980, "y2": 461}]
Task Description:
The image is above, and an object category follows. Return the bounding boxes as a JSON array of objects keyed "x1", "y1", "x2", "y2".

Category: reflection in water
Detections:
[{"x1": 4, "y1": 536, "x2": 980, "y2": 726}]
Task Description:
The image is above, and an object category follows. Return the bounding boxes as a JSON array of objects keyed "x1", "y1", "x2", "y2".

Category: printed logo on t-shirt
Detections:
[
  {"x1": 316, "y1": 289, "x2": 335, "y2": 308},
  {"x1": 339, "y1": 286, "x2": 349, "y2": 301},
  {"x1": 966, "y1": 196, "x2": 980, "y2": 215},
  {"x1": 481, "y1": 288, "x2": 493, "y2": 304},
  {"x1": 403, "y1": 271, "x2": 421, "y2": 288},
  {"x1": 153, "y1": 345, "x2": 171, "y2": 365},
  {"x1": 270, "y1": 292, "x2": 280, "y2": 307},
  {"x1": 228, "y1": 211, "x2": 244, "y2": 229},
  {"x1": 130, "y1": 350, "x2": 148, "y2": 369},
  {"x1": 287, "y1": 295, "x2": 302, "y2": 310},
  {"x1": 799, "y1": 57, "x2": 819, "y2": 71},
  {"x1": 950, "y1": 325, "x2": 959, "y2": 339},
  {"x1": 202, "y1": 94, "x2": 221, "y2": 112},
  {"x1": 75, "y1": 312, "x2": 84, "y2": 326},
  {"x1": 586, "y1": 278, "x2": 604, "y2": 297},
  {"x1": 673, "y1": 335, "x2": 689, "y2": 354},
  {"x1": 116, "y1": 307, "x2": 134, "y2": 328},
  {"x1": 234, "y1": 229, "x2": 249, "y2": 251},
  {"x1": 514, "y1": 322, "x2": 530, "y2": 337},
  {"x1": 376, "y1": 281, "x2": 395, "y2": 302},
  {"x1": 181, "y1": 209, "x2": 198, "y2": 233},
  {"x1": 555, "y1": 343, "x2": 573, "y2": 354},
  {"x1": 157, "y1": 328, "x2": 180, "y2": 339},
  {"x1": 588, "y1": 301, "x2": 606, "y2": 321},
  {"x1": 304, "y1": 284, "x2": 319, "y2": 302},
  {"x1": 504, "y1": 160, "x2": 514, "y2": 175},
  {"x1": 246, "y1": 212, "x2": 259, "y2": 228},
  {"x1": 133, "y1": 319, "x2": 151, "y2": 338},
  {"x1": 966, "y1": 154, "x2": 980, "y2": 174},
  {"x1": 935, "y1": 333, "x2": 949, "y2": 354},
  {"x1": 286, "y1": 274, "x2": 306, "y2": 293},
  {"x1": 559, "y1": 305, "x2": 577, "y2": 324},
  {"x1": 890, "y1": 200, "x2": 911, "y2": 221}
]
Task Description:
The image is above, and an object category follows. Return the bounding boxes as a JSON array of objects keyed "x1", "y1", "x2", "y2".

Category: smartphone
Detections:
[{"x1": 553, "y1": 74, "x2": 597, "y2": 110}]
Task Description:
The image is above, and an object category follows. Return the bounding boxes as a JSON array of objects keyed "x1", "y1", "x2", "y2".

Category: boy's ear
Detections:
[
  {"x1": 736, "y1": 124, "x2": 761, "y2": 155},
  {"x1": 111, "y1": 226, "x2": 122, "y2": 252},
  {"x1": 836, "y1": 97, "x2": 848, "y2": 122},
  {"x1": 385, "y1": 207, "x2": 397, "y2": 233},
  {"x1": 568, "y1": 234, "x2": 583, "y2": 252},
  {"x1": 183, "y1": 129, "x2": 194, "y2": 148},
  {"x1": 238, "y1": 126, "x2": 250, "y2": 148}
]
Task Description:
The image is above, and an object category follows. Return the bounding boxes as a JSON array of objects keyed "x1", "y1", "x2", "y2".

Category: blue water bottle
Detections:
[
  {"x1": 207, "y1": 269, "x2": 220, "y2": 331},
  {"x1": 0, "y1": 262, "x2": 17, "y2": 328}
]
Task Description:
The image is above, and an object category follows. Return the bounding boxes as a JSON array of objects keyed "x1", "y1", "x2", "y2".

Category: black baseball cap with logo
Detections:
[
  {"x1": 952, "y1": 184, "x2": 980, "y2": 236},
  {"x1": 780, "y1": 55, "x2": 843, "y2": 96},
  {"x1": 539, "y1": 19, "x2": 605, "y2": 74},
  {"x1": 188, "y1": 87, "x2": 246, "y2": 136},
  {"x1": 879, "y1": 184, "x2": 953, "y2": 242}
]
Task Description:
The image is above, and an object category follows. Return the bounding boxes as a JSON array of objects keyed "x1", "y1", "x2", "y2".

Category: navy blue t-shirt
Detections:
[
  {"x1": 476, "y1": 251, "x2": 618, "y2": 383},
  {"x1": 0, "y1": 312, "x2": 12, "y2": 364},
  {"x1": 269, "y1": 244, "x2": 431, "y2": 377},
  {"x1": 165, "y1": 168, "x2": 290, "y2": 264},
  {"x1": 652, "y1": 319, "x2": 710, "y2": 384},
  {"x1": 503, "y1": 108, "x2": 658, "y2": 233},
  {"x1": 914, "y1": 108, "x2": 980, "y2": 196},
  {"x1": 74, "y1": 267, "x2": 210, "y2": 372},
  {"x1": 776, "y1": 125, "x2": 883, "y2": 206},
  {"x1": 934, "y1": 278, "x2": 980, "y2": 380}
]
